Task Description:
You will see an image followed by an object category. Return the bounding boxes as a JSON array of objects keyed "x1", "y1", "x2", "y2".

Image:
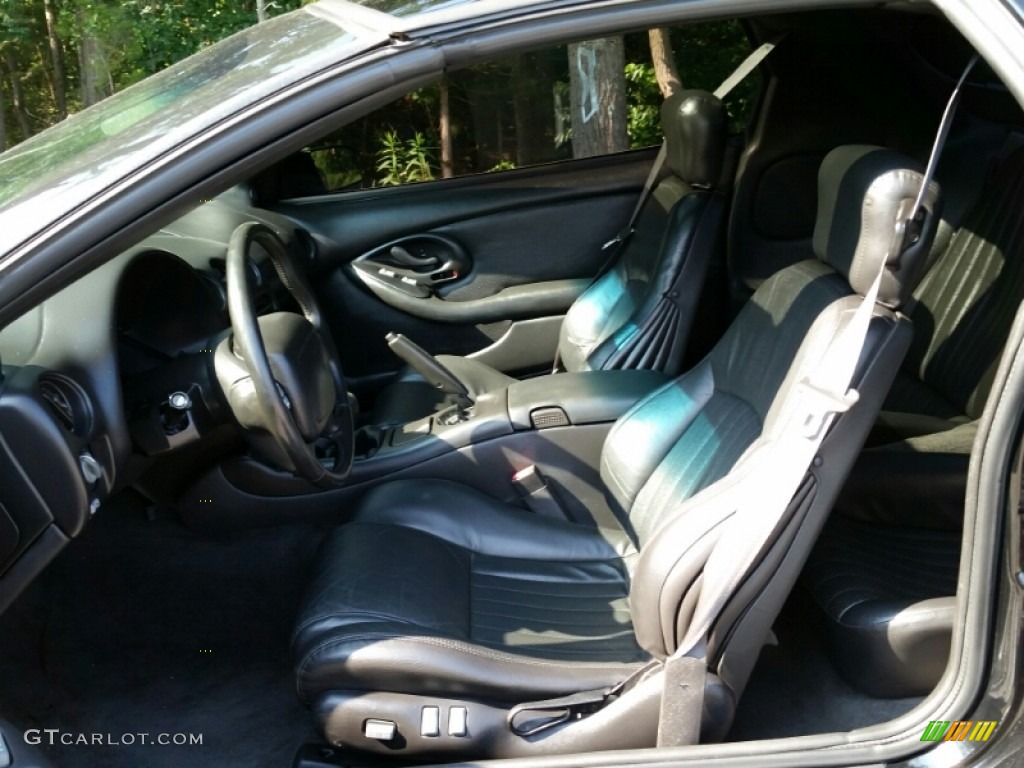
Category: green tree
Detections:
[{"x1": 0, "y1": 0, "x2": 306, "y2": 152}]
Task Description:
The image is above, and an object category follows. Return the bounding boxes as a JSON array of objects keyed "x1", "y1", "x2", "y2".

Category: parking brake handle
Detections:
[{"x1": 386, "y1": 333, "x2": 471, "y2": 401}]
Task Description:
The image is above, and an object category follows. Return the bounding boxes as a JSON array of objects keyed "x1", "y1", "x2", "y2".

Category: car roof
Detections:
[{"x1": 325, "y1": 0, "x2": 604, "y2": 34}]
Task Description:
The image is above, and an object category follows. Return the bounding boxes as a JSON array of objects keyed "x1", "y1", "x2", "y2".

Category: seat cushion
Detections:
[
  {"x1": 371, "y1": 356, "x2": 517, "y2": 426},
  {"x1": 293, "y1": 479, "x2": 648, "y2": 704},
  {"x1": 837, "y1": 417, "x2": 976, "y2": 530},
  {"x1": 802, "y1": 516, "x2": 960, "y2": 698}
]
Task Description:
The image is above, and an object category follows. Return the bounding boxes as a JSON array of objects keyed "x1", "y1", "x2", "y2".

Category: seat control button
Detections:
[
  {"x1": 448, "y1": 706, "x2": 468, "y2": 737},
  {"x1": 364, "y1": 719, "x2": 397, "y2": 741},
  {"x1": 420, "y1": 706, "x2": 440, "y2": 737}
]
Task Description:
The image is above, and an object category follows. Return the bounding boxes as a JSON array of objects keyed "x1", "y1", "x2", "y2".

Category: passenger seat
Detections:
[
  {"x1": 804, "y1": 142, "x2": 1024, "y2": 698},
  {"x1": 371, "y1": 90, "x2": 730, "y2": 426}
]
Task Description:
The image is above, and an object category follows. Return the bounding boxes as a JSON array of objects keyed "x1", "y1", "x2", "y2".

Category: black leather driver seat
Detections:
[
  {"x1": 371, "y1": 90, "x2": 729, "y2": 426},
  {"x1": 293, "y1": 146, "x2": 941, "y2": 758}
]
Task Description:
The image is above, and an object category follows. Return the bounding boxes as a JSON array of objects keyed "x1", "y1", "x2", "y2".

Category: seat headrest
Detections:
[
  {"x1": 813, "y1": 145, "x2": 943, "y2": 309},
  {"x1": 660, "y1": 90, "x2": 727, "y2": 187}
]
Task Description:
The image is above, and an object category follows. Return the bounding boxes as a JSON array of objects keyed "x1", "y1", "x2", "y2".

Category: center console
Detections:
[
  {"x1": 361, "y1": 368, "x2": 666, "y2": 463},
  {"x1": 178, "y1": 369, "x2": 669, "y2": 531}
]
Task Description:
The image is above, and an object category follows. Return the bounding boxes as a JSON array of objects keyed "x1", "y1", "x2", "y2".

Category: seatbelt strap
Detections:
[
  {"x1": 553, "y1": 39, "x2": 780, "y2": 373},
  {"x1": 598, "y1": 39, "x2": 780, "y2": 263},
  {"x1": 657, "y1": 51, "x2": 977, "y2": 745},
  {"x1": 911, "y1": 53, "x2": 978, "y2": 220},
  {"x1": 657, "y1": 649, "x2": 707, "y2": 746},
  {"x1": 599, "y1": 144, "x2": 667, "y2": 260},
  {"x1": 713, "y1": 39, "x2": 778, "y2": 100}
]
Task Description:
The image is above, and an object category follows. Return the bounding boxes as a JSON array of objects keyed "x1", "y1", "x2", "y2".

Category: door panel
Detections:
[{"x1": 271, "y1": 149, "x2": 655, "y2": 391}]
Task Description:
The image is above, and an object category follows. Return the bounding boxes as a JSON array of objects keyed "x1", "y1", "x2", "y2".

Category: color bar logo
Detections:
[{"x1": 921, "y1": 720, "x2": 998, "y2": 742}]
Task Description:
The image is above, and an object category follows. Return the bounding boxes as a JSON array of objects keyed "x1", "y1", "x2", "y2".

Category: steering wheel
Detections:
[{"x1": 217, "y1": 221, "x2": 353, "y2": 487}]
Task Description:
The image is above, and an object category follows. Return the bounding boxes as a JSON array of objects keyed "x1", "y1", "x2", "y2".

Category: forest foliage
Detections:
[
  {"x1": 0, "y1": 1, "x2": 754, "y2": 190},
  {"x1": 0, "y1": 0, "x2": 305, "y2": 150}
]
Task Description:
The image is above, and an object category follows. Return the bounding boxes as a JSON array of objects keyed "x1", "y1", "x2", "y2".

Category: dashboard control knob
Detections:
[
  {"x1": 169, "y1": 391, "x2": 192, "y2": 410},
  {"x1": 162, "y1": 391, "x2": 193, "y2": 435},
  {"x1": 79, "y1": 452, "x2": 103, "y2": 484}
]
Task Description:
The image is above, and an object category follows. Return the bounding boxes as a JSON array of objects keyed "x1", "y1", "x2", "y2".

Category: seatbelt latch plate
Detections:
[{"x1": 797, "y1": 380, "x2": 860, "y2": 440}]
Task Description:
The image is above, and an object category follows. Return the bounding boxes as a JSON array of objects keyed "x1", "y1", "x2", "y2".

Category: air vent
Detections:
[{"x1": 38, "y1": 374, "x2": 93, "y2": 437}]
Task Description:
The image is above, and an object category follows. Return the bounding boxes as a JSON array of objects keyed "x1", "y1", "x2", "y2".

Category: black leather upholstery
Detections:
[
  {"x1": 371, "y1": 92, "x2": 729, "y2": 427},
  {"x1": 294, "y1": 480, "x2": 646, "y2": 706},
  {"x1": 803, "y1": 516, "x2": 960, "y2": 698},
  {"x1": 294, "y1": 145, "x2": 936, "y2": 757},
  {"x1": 809, "y1": 145, "x2": 1024, "y2": 699},
  {"x1": 813, "y1": 145, "x2": 941, "y2": 308},
  {"x1": 662, "y1": 90, "x2": 727, "y2": 187},
  {"x1": 897, "y1": 145, "x2": 1024, "y2": 422},
  {"x1": 839, "y1": 146, "x2": 1024, "y2": 526}
]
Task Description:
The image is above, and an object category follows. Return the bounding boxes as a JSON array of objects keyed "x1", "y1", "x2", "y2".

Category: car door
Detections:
[
  {"x1": 267, "y1": 149, "x2": 651, "y2": 395},
  {"x1": 254, "y1": 25, "x2": 753, "y2": 400}
]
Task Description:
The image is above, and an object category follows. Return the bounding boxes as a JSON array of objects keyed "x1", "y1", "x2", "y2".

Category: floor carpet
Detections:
[
  {"x1": 0, "y1": 490, "x2": 323, "y2": 768},
  {"x1": 727, "y1": 590, "x2": 923, "y2": 741}
]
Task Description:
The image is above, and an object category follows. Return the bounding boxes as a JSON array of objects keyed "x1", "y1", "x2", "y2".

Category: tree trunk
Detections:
[
  {"x1": 439, "y1": 75, "x2": 452, "y2": 178},
  {"x1": 568, "y1": 38, "x2": 628, "y2": 159},
  {"x1": 77, "y1": 9, "x2": 103, "y2": 107},
  {"x1": 37, "y1": 44, "x2": 59, "y2": 116},
  {"x1": 43, "y1": 0, "x2": 67, "y2": 120},
  {"x1": 512, "y1": 52, "x2": 552, "y2": 167},
  {"x1": 648, "y1": 28, "x2": 682, "y2": 98},
  {"x1": 0, "y1": 77, "x2": 7, "y2": 152},
  {"x1": 257, "y1": 0, "x2": 268, "y2": 23},
  {"x1": 2, "y1": 50, "x2": 33, "y2": 140},
  {"x1": 464, "y1": 70, "x2": 499, "y2": 171}
]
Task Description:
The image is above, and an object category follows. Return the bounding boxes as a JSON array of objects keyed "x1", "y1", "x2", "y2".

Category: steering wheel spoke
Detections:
[{"x1": 215, "y1": 222, "x2": 353, "y2": 487}]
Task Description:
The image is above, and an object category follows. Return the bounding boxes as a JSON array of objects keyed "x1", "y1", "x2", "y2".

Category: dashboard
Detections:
[{"x1": 0, "y1": 190, "x2": 315, "y2": 610}]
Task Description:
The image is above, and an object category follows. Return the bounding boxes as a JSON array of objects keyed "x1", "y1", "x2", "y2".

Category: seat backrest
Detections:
[
  {"x1": 600, "y1": 145, "x2": 941, "y2": 713},
  {"x1": 886, "y1": 143, "x2": 1024, "y2": 421},
  {"x1": 557, "y1": 90, "x2": 728, "y2": 376}
]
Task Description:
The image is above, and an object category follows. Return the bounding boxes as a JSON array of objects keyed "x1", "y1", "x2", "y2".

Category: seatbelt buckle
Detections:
[
  {"x1": 796, "y1": 380, "x2": 860, "y2": 440},
  {"x1": 512, "y1": 465, "x2": 567, "y2": 519}
]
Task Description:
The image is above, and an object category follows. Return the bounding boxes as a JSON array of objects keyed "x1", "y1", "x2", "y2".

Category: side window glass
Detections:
[{"x1": 288, "y1": 21, "x2": 754, "y2": 196}]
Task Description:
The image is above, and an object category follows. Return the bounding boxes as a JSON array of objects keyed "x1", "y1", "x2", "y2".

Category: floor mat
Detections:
[{"x1": 0, "y1": 491, "x2": 324, "y2": 768}]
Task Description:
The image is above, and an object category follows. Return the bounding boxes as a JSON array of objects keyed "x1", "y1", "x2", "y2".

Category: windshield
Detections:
[{"x1": 0, "y1": 7, "x2": 374, "y2": 242}]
